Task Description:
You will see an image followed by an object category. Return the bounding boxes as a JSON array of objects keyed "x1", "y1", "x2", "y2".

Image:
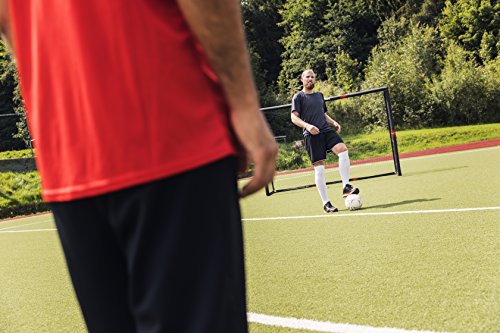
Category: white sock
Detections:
[
  {"x1": 314, "y1": 165, "x2": 329, "y2": 205},
  {"x1": 338, "y1": 151, "x2": 350, "y2": 187}
]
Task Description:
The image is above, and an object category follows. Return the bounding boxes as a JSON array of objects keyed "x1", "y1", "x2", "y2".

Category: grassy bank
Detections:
[
  {"x1": 278, "y1": 123, "x2": 500, "y2": 171},
  {"x1": 0, "y1": 171, "x2": 46, "y2": 219},
  {"x1": 1, "y1": 123, "x2": 499, "y2": 219}
]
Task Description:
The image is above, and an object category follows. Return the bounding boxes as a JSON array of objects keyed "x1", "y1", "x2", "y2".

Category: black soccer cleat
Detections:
[
  {"x1": 342, "y1": 184, "x2": 360, "y2": 198},
  {"x1": 323, "y1": 201, "x2": 338, "y2": 213}
]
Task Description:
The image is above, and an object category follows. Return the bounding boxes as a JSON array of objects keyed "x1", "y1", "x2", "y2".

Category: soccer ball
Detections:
[{"x1": 344, "y1": 194, "x2": 362, "y2": 210}]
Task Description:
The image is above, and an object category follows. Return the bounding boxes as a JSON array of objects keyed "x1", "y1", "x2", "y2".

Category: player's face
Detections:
[{"x1": 301, "y1": 71, "x2": 315, "y2": 90}]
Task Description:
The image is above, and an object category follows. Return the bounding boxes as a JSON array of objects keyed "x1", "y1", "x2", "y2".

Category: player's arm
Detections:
[
  {"x1": 0, "y1": 0, "x2": 13, "y2": 46},
  {"x1": 175, "y1": 0, "x2": 277, "y2": 198},
  {"x1": 325, "y1": 113, "x2": 341, "y2": 133},
  {"x1": 291, "y1": 111, "x2": 319, "y2": 135}
]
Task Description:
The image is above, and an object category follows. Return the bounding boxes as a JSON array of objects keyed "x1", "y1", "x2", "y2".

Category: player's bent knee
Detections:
[{"x1": 332, "y1": 144, "x2": 348, "y2": 155}]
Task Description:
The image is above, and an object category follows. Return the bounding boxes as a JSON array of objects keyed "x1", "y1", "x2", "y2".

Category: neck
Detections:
[{"x1": 302, "y1": 88, "x2": 314, "y2": 94}]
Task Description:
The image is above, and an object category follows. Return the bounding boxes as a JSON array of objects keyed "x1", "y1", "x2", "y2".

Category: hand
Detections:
[
  {"x1": 306, "y1": 124, "x2": 320, "y2": 135},
  {"x1": 176, "y1": 0, "x2": 277, "y2": 197},
  {"x1": 230, "y1": 109, "x2": 278, "y2": 198},
  {"x1": 333, "y1": 121, "x2": 341, "y2": 133}
]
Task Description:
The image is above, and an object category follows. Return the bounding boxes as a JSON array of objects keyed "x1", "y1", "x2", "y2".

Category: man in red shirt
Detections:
[{"x1": 0, "y1": 0, "x2": 277, "y2": 332}]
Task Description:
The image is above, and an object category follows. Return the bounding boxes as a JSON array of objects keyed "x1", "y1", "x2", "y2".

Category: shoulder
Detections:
[
  {"x1": 291, "y1": 91, "x2": 305, "y2": 105},
  {"x1": 292, "y1": 91, "x2": 305, "y2": 99}
]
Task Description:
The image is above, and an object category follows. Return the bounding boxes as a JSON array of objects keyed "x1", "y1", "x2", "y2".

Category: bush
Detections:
[
  {"x1": 0, "y1": 171, "x2": 46, "y2": 219},
  {"x1": 276, "y1": 143, "x2": 309, "y2": 171},
  {"x1": 426, "y1": 43, "x2": 499, "y2": 125},
  {"x1": 361, "y1": 22, "x2": 439, "y2": 129}
]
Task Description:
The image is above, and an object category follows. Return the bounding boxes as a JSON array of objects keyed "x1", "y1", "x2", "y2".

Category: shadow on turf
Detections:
[
  {"x1": 364, "y1": 198, "x2": 441, "y2": 209},
  {"x1": 404, "y1": 165, "x2": 468, "y2": 177}
]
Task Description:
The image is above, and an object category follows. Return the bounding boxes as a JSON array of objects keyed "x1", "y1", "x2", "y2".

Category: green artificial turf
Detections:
[
  {"x1": 0, "y1": 146, "x2": 499, "y2": 333},
  {"x1": 241, "y1": 146, "x2": 500, "y2": 332},
  {"x1": 0, "y1": 216, "x2": 85, "y2": 332}
]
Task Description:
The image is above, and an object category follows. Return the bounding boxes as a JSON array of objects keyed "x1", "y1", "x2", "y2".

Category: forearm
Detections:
[
  {"x1": 176, "y1": 0, "x2": 259, "y2": 114},
  {"x1": 291, "y1": 112, "x2": 308, "y2": 129},
  {"x1": 292, "y1": 112, "x2": 320, "y2": 135},
  {"x1": 0, "y1": 0, "x2": 12, "y2": 46},
  {"x1": 176, "y1": 0, "x2": 277, "y2": 197},
  {"x1": 325, "y1": 114, "x2": 335, "y2": 126},
  {"x1": 325, "y1": 113, "x2": 340, "y2": 132}
]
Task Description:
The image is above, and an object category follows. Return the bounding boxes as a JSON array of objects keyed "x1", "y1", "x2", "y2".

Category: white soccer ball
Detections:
[{"x1": 344, "y1": 194, "x2": 362, "y2": 210}]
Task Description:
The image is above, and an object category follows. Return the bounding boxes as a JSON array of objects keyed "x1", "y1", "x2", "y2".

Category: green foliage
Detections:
[
  {"x1": 363, "y1": 0, "x2": 408, "y2": 19},
  {"x1": 323, "y1": 0, "x2": 380, "y2": 67},
  {"x1": 482, "y1": 57, "x2": 500, "y2": 120},
  {"x1": 264, "y1": 110, "x2": 303, "y2": 141},
  {"x1": 274, "y1": 123, "x2": 500, "y2": 171},
  {"x1": 0, "y1": 42, "x2": 23, "y2": 151},
  {"x1": 277, "y1": 0, "x2": 388, "y2": 96},
  {"x1": 0, "y1": 41, "x2": 30, "y2": 151},
  {"x1": 407, "y1": 0, "x2": 446, "y2": 26},
  {"x1": 334, "y1": 49, "x2": 362, "y2": 92},
  {"x1": 1, "y1": 124, "x2": 498, "y2": 218},
  {"x1": 277, "y1": 0, "x2": 331, "y2": 95},
  {"x1": 0, "y1": 171, "x2": 46, "y2": 219},
  {"x1": 361, "y1": 22, "x2": 439, "y2": 128},
  {"x1": 427, "y1": 43, "x2": 499, "y2": 125},
  {"x1": 439, "y1": 0, "x2": 499, "y2": 63},
  {"x1": 243, "y1": 0, "x2": 287, "y2": 107},
  {"x1": 0, "y1": 149, "x2": 32, "y2": 159},
  {"x1": 276, "y1": 143, "x2": 309, "y2": 171},
  {"x1": 244, "y1": 0, "x2": 499, "y2": 133},
  {"x1": 243, "y1": 0, "x2": 285, "y2": 87}
]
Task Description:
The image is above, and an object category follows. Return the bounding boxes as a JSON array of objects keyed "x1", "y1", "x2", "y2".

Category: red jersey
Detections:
[{"x1": 8, "y1": 1, "x2": 236, "y2": 202}]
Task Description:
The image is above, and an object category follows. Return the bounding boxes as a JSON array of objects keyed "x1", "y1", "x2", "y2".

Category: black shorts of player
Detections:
[
  {"x1": 304, "y1": 130, "x2": 344, "y2": 164},
  {"x1": 48, "y1": 157, "x2": 247, "y2": 333}
]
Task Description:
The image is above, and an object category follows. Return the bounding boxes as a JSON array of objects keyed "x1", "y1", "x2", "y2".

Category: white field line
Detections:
[
  {"x1": 0, "y1": 228, "x2": 56, "y2": 234},
  {"x1": 274, "y1": 145, "x2": 500, "y2": 182},
  {"x1": 0, "y1": 219, "x2": 52, "y2": 231},
  {"x1": 248, "y1": 312, "x2": 450, "y2": 333},
  {"x1": 243, "y1": 206, "x2": 500, "y2": 222}
]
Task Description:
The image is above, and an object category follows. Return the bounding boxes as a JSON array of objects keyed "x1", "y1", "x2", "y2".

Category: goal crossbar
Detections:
[{"x1": 263, "y1": 87, "x2": 402, "y2": 196}]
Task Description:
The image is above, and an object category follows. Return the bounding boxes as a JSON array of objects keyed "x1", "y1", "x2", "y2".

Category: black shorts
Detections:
[
  {"x1": 48, "y1": 157, "x2": 247, "y2": 333},
  {"x1": 304, "y1": 130, "x2": 344, "y2": 164}
]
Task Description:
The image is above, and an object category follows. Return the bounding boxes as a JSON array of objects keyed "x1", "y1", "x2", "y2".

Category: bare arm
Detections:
[
  {"x1": 325, "y1": 113, "x2": 341, "y2": 133},
  {"x1": 175, "y1": 0, "x2": 277, "y2": 197},
  {"x1": 0, "y1": 0, "x2": 12, "y2": 46},
  {"x1": 291, "y1": 111, "x2": 320, "y2": 135}
]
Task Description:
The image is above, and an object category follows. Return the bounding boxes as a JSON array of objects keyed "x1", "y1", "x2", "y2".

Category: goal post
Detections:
[{"x1": 263, "y1": 87, "x2": 402, "y2": 196}]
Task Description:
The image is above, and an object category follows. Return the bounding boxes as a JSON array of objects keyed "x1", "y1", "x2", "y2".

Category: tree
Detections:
[
  {"x1": 323, "y1": 0, "x2": 380, "y2": 68},
  {"x1": 427, "y1": 43, "x2": 498, "y2": 125},
  {"x1": 334, "y1": 49, "x2": 361, "y2": 92},
  {"x1": 361, "y1": 22, "x2": 439, "y2": 129},
  {"x1": 0, "y1": 41, "x2": 29, "y2": 151},
  {"x1": 243, "y1": 0, "x2": 285, "y2": 88},
  {"x1": 278, "y1": 0, "x2": 331, "y2": 95},
  {"x1": 439, "y1": 0, "x2": 499, "y2": 63},
  {"x1": 277, "y1": 0, "x2": 406, "y2": 96}
]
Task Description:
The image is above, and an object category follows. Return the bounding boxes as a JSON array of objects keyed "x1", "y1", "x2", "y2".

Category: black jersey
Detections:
[{"x1": 291, "y1": 91, "x2": 331, "y2": 137}]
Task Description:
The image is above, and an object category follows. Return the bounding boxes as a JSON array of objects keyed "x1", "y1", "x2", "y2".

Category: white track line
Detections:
[
  {"x1": 248, "y1": 312, "x2": 449, "y2": 333},
  {"x1": 0, "y1": 228, "x2": 56, "y2": 234},
  {"x1": 0, "y1": 219, "x2": 52, "y2": 231},
  {"x1": 243, "y1": 206, "x2": 500, "y2": 221}
]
